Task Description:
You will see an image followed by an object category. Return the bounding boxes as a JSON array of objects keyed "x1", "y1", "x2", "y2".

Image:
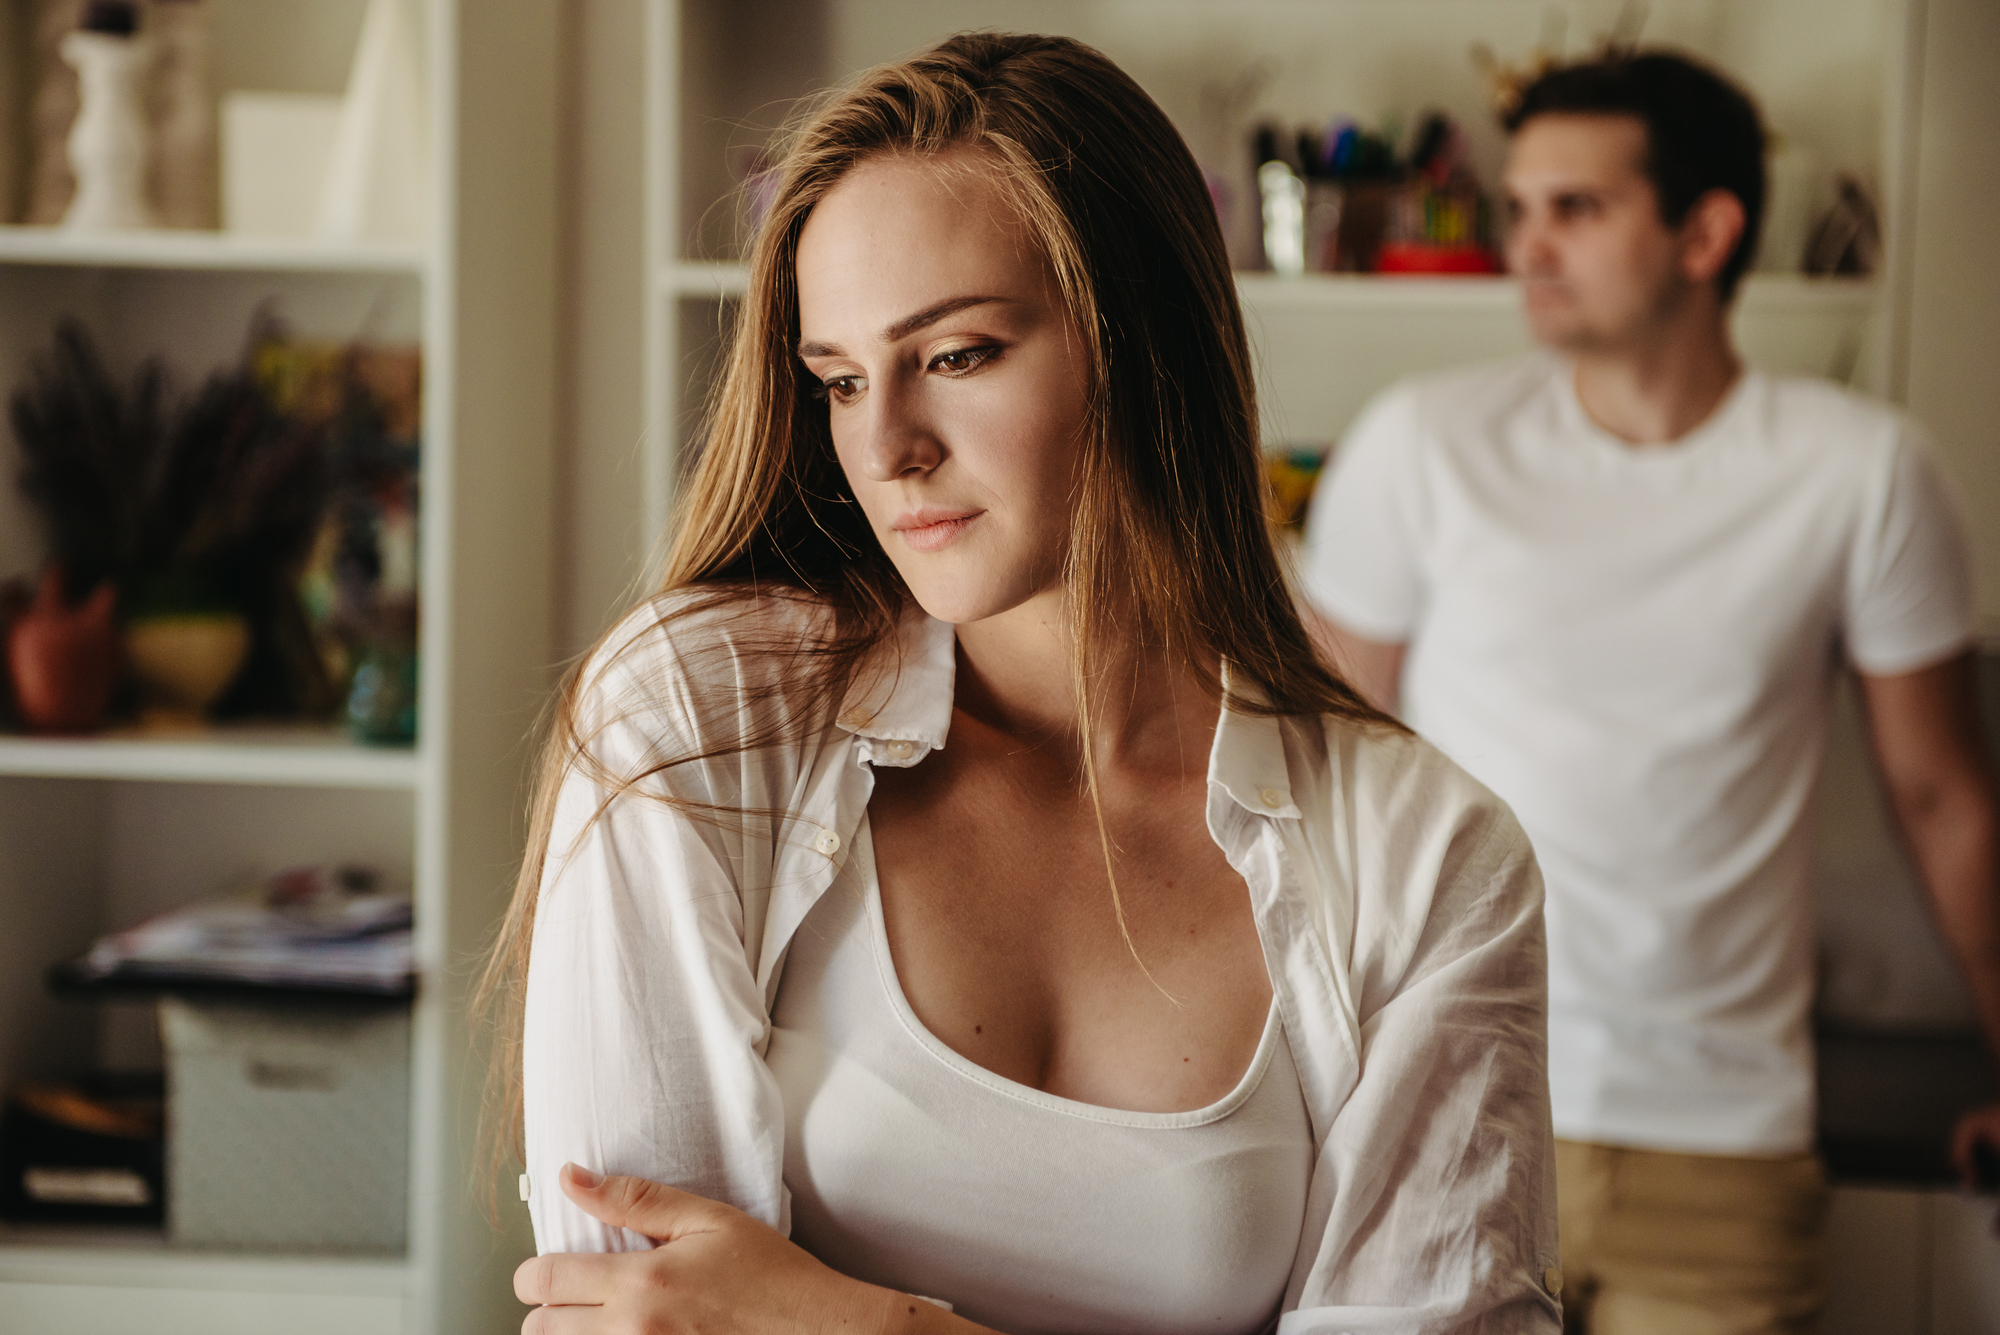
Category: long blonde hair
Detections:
[{"x1": 476, "y1": 30, "x2": 1393, "y2": 1186}]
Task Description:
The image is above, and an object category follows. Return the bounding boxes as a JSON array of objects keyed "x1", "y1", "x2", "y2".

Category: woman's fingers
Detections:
[
  {"x1": 559, "y1": 1164, "x2": 720, "y2": 1241},
  {"x1": 522, "y1": 1300, "x2": 616, "y2": 1335},
  {"x1": 514, "y1": 1249, "x2": 625, "y2": 1307}
]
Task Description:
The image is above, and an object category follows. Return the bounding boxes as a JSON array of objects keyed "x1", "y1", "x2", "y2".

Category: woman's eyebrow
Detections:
[{"x1": 798, "y1": 294, "x2": 1008, "y2": 358}]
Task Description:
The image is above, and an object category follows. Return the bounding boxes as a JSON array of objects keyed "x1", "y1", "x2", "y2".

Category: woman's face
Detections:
[{"x1": 795, "y1": 151, "x2": 1092, "y2": 626}]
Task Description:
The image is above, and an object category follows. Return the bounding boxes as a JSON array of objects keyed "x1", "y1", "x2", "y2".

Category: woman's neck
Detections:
[{"x1": 950, "y1": 590, "x2": 1216, "y2": 780}]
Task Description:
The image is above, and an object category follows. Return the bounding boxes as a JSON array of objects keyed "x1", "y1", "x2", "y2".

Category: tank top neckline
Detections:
[{"x1": 853, "y1": 815, "x2": 1286, "y2": 1131}]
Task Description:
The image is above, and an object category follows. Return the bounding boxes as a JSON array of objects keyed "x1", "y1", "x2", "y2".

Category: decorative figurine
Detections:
[{"x1": 62, "y1": 0, "x2": 159, "y2": 231}]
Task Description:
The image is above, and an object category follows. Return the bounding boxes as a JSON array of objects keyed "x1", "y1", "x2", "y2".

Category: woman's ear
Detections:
[{"x1": 1678, "y1": 188, "x2": 1748, "y2": 290}]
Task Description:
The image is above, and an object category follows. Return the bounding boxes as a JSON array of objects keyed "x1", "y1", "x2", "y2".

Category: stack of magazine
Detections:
[{"x1": 52, "y1": 865, "x2": 414, "y2": 999}]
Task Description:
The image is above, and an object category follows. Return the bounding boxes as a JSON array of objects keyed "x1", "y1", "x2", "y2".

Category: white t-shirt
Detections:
[
  {"x1": 767, "y1": 821, "x2": 1312, "y2": 1335},
  {"x1": 1301, "y1": 354, "x2": 1974, "y2": 1156}
]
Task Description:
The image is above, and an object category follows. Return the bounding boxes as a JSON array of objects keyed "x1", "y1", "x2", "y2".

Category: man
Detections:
[{"x1": 1301, "y1": 52, "x2": 2000, "y2": 1334}]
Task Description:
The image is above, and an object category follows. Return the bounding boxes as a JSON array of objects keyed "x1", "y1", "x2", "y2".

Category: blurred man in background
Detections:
[{"x1": 1301, "y1": 52, "x2": 2000, "y2": 1335}]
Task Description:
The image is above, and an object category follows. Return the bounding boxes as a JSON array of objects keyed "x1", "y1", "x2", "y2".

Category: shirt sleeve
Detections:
[
  {"x1": 522, "y1": 641, "x2": 790, "y2": 1255},
  {"x1": 1845, "y1": 426, "x2": 1976, "y2": 675},
  {"x1": 1285, "y1": 744, "x2": 1562, "y2": 1333},
  {"x1": 1299, "y1": 385, "x2": 1430, "y2": 643}
]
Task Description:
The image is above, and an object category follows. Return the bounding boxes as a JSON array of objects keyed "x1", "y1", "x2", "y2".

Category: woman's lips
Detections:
[{"x1": 891, "y1": 509, "x2": 983, "y2": 553}]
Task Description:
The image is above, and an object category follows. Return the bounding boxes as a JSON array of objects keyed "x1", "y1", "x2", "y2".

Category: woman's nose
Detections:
[{"x1": 857, "y1": 381, "x2": 944, "y2": 482}]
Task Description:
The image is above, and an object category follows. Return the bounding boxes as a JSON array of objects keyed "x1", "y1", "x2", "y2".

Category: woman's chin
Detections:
[{"x1": 900, "y1": 579, "x2": 1045, "y2": 629}]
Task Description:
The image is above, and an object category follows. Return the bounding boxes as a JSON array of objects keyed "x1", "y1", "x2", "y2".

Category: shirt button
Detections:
[
  {"x1": 1259, "y1": 787, "x2": 1284, "y2": 809},
  {"x1": 884, "y1": 739, "x2": 917, "y2": 759},
  {"x1": 811, "y1": 829, "x2": 842, "y2": 857},
  {"x1": 1543, "y1": 1266, "x2": 1563, "y2": 1296}
]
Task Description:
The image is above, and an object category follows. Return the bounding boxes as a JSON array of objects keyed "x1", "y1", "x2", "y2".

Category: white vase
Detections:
[
  {"x1": 150, "y1": 0, "x2": 218, "y2": 230},
  {"x1": 317, "y1": 0, "x2": 430, "y2": 243},
  {"x1": 61, "y1": 28, "x2": 158, "y2": 231}
]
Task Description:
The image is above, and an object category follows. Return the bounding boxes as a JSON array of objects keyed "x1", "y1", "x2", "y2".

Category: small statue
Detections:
[{"x1": 62, "y1": 0, "x2": 159, "y2": 231}]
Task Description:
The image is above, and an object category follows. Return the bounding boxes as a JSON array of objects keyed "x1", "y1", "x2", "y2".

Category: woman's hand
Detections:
[{"x1": 515, "y1": 1164, "x2": 952, "y2": 1334}]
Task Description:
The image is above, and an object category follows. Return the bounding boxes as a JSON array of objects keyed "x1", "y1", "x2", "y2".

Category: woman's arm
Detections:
[
  {"x1": 517, "y1": 1166, "x2": 1005, "y2": 1335},
  {"x1": 523, "y1": 749, "x2": 785, "y2": 1252},
  {"x1": 1287, "y1": 755, "x2": 1562, "y2": 1332},
  {"x1": 521, "y1": 619, "x2": 802, "y2": 1252}
]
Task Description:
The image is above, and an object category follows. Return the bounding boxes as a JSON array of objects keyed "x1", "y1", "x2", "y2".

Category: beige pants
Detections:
[{"x1": 1555, "y1": 1139, "x2": 1831, "y2": 1335}]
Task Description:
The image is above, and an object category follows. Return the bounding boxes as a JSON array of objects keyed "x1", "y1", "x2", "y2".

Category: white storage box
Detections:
[{"x1": 160, "y1": 995, "x2": 409, "y2": 1252}]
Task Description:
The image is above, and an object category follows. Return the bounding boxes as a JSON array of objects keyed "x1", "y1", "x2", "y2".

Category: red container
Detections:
[
  {"x1": 1374, "y1": 241, "x2": 1502, "y2": 275},
  {"x1": 6, "y1": 569, "x2": 119, "y2": 734}
]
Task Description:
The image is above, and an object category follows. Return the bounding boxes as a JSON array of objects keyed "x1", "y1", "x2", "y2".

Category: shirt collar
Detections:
[
  {"x1": 1208, "y1": 665, "x2": 1302, "y2": 820},
  {"x1": 836, "y1": 610, "x2": 1300, "y2": 819},
  {"x1": 835, "y1": 606, "x2": 956, "y2": 758}
]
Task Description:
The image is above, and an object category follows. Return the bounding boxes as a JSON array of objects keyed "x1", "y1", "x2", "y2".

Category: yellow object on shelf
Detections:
[
  {"x1": 124, "y1": 613, "x2": 250, "y2": 728},
  {"x1": 1265, "y1": 449, "x2": 1329, "y2": 530}
]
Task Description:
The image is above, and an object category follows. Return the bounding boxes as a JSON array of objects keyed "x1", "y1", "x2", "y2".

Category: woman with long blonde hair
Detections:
[{"x1": 488, "y1": 31, "x2": 1558, "y2": 1334}]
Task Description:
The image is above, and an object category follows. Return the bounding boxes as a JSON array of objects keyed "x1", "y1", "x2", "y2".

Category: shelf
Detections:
[
  {"x1": 0, "y1": 1227, "x2": 409, "y2": 1333},
  {"x1": 0, "y1": 1225, "x2": 408, "y2": 1293},
  {"x1": 0, "y1": 227, "x2": 427, "y2": 276},
  {"x1": 663, "y1": 260, "x2": 751, "y2": 298},
  {"x1": 0, "y1": 727, "x2": 421, "y2": 789},
  {"x1": 660, "y1": 261, "x2": 1878, "y2": 315}
]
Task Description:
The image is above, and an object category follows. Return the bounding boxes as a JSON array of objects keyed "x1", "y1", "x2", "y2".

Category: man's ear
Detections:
[{"x1": 1679, "y1": 188, "x2": 1748, "y2": 289}]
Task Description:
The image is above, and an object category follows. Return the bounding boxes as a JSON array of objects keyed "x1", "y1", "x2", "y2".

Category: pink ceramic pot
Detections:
[{"x1": 6, "y1": 568, "x2": 119, "y2": 734}]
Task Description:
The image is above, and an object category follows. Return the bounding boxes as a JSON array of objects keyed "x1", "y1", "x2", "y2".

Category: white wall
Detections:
[
  {"x1": 1904, "y1": 0, "x2": 2000, "y2": 625},
  {"x1": 553, "y1": 0, "x2": 651, "y2": 657}
]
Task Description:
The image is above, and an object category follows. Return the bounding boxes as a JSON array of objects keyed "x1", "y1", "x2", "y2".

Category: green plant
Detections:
[{"x1": 9, "y1": 316, "x2": 343, "y2": 716}]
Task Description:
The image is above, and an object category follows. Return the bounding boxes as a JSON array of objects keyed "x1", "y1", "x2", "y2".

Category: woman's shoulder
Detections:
[
  {"x1": 574, "y1": 586, "x2": 841, "y2": 744},
  {"x1": 1306, "y1": 716, "x2": 1537, "y2": 891},
  {"x1": 593, "y1": 586, "x2": 834, "y2": 673}
]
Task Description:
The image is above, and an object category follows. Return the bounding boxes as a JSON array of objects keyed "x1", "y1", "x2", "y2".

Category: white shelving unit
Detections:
[
  {"x1": 0, "y1": 729, "x2": 421, "y2": 789},
  {"x1": 643, "y1": 0, "x2": 1922, "y2": 540},
  {"x1": 0, "y1": 225, "x2": 425, "y2": 273},
  {"x1": 0, "y1": 2, "x2": 558, "y2": 1333}
]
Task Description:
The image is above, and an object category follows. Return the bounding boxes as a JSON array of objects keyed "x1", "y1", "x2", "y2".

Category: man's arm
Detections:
[
  {"x1": 1858, "y1": 650, "x2": 2000, "y2": 1184},
  {"x1": 1302, "y1": 602, "x2": 1407, "y2": 716}
]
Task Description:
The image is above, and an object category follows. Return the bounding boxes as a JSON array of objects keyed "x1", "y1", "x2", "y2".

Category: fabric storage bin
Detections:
[{"x1": 160, "y1": 994, "x2": 410, "y2": 1252}]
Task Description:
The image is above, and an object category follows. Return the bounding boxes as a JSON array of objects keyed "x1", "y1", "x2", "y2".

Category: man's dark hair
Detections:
[{"x1": 1504, "y1": 51, "x2": 1766, "y2": 300}]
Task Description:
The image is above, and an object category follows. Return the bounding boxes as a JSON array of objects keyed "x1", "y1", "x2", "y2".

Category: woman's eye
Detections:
[
  {"x1": 812, "y1": 375, "x2": 863, "y2": 404},
  {"x1": 929, "y1": 345, "x2": 997, "y2": 375}
]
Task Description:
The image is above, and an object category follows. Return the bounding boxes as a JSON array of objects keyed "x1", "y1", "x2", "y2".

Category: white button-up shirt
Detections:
[{"x1": 524, "y1": 594, "x2": 1561, "y2": 1332}]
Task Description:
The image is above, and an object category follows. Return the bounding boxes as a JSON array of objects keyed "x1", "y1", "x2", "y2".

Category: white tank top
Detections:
[{"x1": 766, "y1": 819, "x2": 1314, "y2": 1335}]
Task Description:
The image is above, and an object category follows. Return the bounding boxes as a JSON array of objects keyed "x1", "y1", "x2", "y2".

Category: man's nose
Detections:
[
  {"x1": 1506, "y1": 210, "x2": 1558, "y2": 277},
  {"x1": 856, "y1": 378, "x2": 944, "y2": 482}
]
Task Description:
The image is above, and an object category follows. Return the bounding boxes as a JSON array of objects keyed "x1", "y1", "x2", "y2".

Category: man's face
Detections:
[{"x1": 1502, "y1": 114, "x2": 1691, "y2": 353}]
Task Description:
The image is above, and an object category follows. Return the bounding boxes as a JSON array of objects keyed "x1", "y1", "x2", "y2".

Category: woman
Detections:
[{"x1": 487, "y1": 32, "x2": 1559, "y2": 1335}]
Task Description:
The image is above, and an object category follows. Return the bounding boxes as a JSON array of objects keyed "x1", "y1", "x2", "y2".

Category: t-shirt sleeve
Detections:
[
  {"x1": 1844, "y1": 427, "x2": 1977, "y2": 676},
  {"x1": 1298, "y1": 385, "x2": 1428, "y2": 643}
]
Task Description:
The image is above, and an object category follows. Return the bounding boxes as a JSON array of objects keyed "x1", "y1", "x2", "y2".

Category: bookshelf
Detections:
[{"x1": 0, "y1": 1, "x2": 557, "y2": 1332}]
